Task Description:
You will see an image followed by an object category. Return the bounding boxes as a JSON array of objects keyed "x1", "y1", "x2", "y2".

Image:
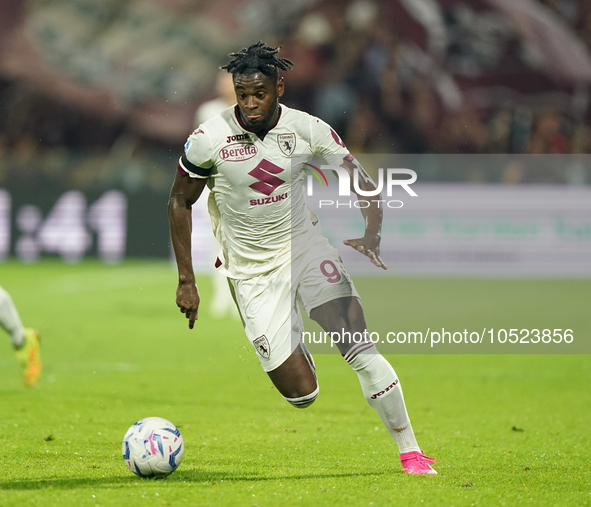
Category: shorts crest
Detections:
[{"x1": 253, "y1": 335, "x2": 271, "y2": 359}]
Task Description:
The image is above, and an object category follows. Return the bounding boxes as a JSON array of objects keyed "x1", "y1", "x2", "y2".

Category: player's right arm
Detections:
[
  {"x1": 168, "y1": 126, "x2": 214, "y2": 329},
  {"x1": 168, "y1": 172, "x2": 208, "y2": 329}
]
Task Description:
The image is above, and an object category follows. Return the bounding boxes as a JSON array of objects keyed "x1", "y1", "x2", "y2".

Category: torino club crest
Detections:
[
  {"x1": 277, "y1": 133, "x2": 296, "y2": 156},
  {"x1": 253, "y1": 335, "x2": 271, "y2": 359}
]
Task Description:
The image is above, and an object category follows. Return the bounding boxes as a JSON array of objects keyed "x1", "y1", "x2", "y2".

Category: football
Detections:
[{"x1": 122, "y1": 417, "x2": 185, "y2": 478}]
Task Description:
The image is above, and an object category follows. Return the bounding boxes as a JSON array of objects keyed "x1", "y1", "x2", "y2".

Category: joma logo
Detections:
[
  {"x1": 226, "y1": 133, "x2": 250, "y2": 143},
  {"x1": 370, "y1": 379, "x2": 399, "y2": 399}
]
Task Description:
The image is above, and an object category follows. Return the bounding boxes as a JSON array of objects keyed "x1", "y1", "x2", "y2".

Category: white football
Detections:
[{"x1": 122, "y1": 417, "x2": 185, "y2": 477}]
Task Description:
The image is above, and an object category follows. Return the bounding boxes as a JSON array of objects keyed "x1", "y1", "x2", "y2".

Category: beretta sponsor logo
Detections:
[{"x1": 219, "y1": 142, "x2": 258, "y2": 162}]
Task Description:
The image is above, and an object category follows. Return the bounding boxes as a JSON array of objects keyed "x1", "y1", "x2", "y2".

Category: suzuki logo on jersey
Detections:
[
  {"x1": 219, "y1": 142, "x2": 258, "y2": 162},
  {"x1": 250, "y1": 193, "x2": 288, "y2": 206},
  {"x1": 248, "y1": 159, "x2": 285, "y2": 196}
]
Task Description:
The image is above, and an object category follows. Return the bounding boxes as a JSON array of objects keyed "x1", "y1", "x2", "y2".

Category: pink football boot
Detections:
[{"x1": 400, "y1": 451, "x2": 438, "y2": 475}]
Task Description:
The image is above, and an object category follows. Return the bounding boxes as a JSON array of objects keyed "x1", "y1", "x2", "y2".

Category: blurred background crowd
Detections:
[{"x1": 1, "y1": 0, "x2": 591, "y2": 192}]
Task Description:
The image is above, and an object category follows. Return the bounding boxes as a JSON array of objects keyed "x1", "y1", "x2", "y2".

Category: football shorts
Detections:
[{"x1": 228, "y1": 236, "x2": 359, "y2": 372}]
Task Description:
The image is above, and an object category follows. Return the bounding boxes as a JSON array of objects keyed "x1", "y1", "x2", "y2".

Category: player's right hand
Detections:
[{"x1": 176, "y1": 282, "x2": 200, "y2": 329}]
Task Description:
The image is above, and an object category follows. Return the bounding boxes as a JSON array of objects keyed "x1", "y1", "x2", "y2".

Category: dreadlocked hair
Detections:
[{"x1": 221, "y1": 41, "x2": 293, "y2": 82}]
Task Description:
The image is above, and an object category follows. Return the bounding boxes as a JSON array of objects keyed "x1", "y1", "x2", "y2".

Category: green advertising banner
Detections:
[{"x1": 0, "y1": 187, "x2": 170, "y2": 262}]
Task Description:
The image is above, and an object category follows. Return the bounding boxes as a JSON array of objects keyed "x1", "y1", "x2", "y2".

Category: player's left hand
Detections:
[{"x1": 343, "y1": 235, "x2": 387, "y2": 270}]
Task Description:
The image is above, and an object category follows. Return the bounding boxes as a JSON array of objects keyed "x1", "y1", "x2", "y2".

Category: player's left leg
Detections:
[
  {"x1": 294, "y1": 235, "x2": 435, "y2": 473},
  {"x1": 309, "y1": 296, "x2": 436, "y2": 475}
]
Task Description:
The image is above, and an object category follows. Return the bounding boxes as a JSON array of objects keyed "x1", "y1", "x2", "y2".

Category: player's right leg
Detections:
[
  {"x1": 228, "y1": 266, "x2": 318, "y2": 409},
  {"x1": 267, "y1": 343, "x2": 318, "y2": 408}
]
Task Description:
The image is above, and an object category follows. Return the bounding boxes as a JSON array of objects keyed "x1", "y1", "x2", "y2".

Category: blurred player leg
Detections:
[
  {"x1": 0, "y1": 286, "x2": 42, "y2": 387},
  {"x1": 16, "y1": 329, "x2": 42, "y2": 387},
  {"x1": 310, "y1": 297, "x2": 436, "y2": 474},
  {"x1": 0, "y1": 285, "x2": 25, "y2": 348}
]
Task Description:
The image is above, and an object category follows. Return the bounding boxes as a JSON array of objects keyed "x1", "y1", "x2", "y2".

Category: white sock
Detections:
[
  {"x1": 0, "y1": 286, "x2": 25, "y2": 349},
  {"x1": 284, "y1": 385, "x2": 319, "y2": 409},
  {"x1": 346, "y1": 342, "x2": 420, "y2": 454}
]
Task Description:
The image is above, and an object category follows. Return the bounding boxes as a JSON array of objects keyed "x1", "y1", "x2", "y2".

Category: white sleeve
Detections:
[
  {"x1": 309, "y1": 116, "x2": 353, "y2": 166},
  {"x1": 177, "y1": 126, "x2": 214, "y2": 179}
]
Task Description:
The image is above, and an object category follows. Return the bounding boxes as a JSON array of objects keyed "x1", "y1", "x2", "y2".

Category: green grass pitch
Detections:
[{"x1": 0, "y1": 261, "x2": 589, "y2": 506}]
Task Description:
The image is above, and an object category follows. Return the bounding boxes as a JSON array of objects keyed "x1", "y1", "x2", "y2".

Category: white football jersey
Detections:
[{"x1": 178, "y1": 104, "x2": 350, "y2": 279}]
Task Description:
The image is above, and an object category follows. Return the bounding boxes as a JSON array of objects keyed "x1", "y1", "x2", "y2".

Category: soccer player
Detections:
[
  {"x1": 168, "y1": 42, "x2": 436, "y2": 474},
  {"x1": 0, "y1": 286, "x2": 42, "y2": 387}
]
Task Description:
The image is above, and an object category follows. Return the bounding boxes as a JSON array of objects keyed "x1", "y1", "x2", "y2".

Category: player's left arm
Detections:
[
  {"x1": 308, "y1": 116, "x2": 386, "y2": 269},
  {"x1": 339, "y1": 157, "x2": 387, "y2": 270}
]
